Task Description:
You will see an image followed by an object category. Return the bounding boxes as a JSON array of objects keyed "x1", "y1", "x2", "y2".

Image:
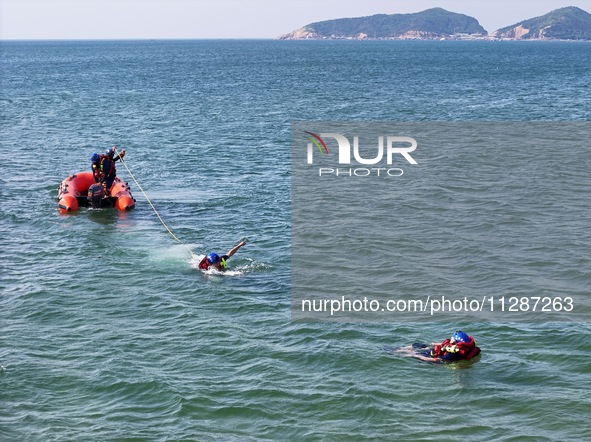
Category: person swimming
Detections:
[
  {"x1": 398, "y1": 330, "x2": 481, "y2": 363},
  {"x1": 198, "y1": 240, "x2": 246, "y2": 271},
  {"x1": 429, "y1": 330, "x2": 480, "y2": 362}
]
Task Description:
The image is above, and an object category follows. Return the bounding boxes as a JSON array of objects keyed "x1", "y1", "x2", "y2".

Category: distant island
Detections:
[
  {"x1": 494, "y1": 6, "x2": 591, "y2": 40},
  {"x1": 279, "y1": 8, "x2": 487, "y2": 40},
  {"x1": 279, "y1": 6, "x2": 591, "y2": 41}
]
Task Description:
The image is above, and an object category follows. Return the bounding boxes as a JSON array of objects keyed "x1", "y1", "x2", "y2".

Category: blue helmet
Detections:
[
  {"x1": 90, "y1": 153, "x2": 100, "y2": 163},
  {"x1": 206, "y1": 253, "x2": 220, "y2": 264},
  {"x1": 452, "y1": 330, "x2": 470, "y2": 343}
]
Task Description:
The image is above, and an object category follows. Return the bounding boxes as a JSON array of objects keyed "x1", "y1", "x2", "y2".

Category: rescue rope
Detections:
[{"x1": 114, "y1": 147, "x2": 196, "y2": 259}]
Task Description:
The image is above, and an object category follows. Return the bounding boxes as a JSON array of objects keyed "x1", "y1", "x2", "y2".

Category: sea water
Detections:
[{"x1": 1, "y1": 40, "x2": 590, "y2": 440}]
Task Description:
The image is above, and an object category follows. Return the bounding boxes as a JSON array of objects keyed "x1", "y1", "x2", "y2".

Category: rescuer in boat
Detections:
[
  {"x1": 407, "y1": 330, "x2": 481, "y2": 363},
  {"x1": 198, "y1": 240, "x2": 247, "y2": 271},
  {"x1": 90, "y1": 146, "x2": 126, "y2": 193}
]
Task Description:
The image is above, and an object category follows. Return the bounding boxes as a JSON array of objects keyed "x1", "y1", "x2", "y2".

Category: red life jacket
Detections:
[
  {"x1": 432, "y1": 336, "x2": 480, "y2": 360},
  {"x1": 100, "y1": 155, "x2": 116, "y2": 178},
  {"x1": 198, "y1": 257, "x2": 210, "y2": 270},
  {"x1": 92, "y1": 162, "x2": 103, "y2": 182}
]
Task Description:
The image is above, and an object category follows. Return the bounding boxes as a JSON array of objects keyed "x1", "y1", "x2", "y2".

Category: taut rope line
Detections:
[{"x1": 114, "y1": 147, "x2": 196, "y2": 259}]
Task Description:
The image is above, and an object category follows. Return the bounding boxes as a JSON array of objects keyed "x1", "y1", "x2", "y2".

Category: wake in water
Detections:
[
  {"x1": 144, "y1": 242, "x2": 268, "y2": 276},
  {"x1": 189, "y1": 254, "x2": 263, "y2": 276}
]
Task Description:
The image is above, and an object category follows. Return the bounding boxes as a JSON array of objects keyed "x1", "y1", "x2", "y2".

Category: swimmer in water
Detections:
[
  {"x1": 399, "y1": 330, "x2": 481, "y2": 363},
  {"x1": 198, "y1": 240, "x2": 246, "y2": 271}
]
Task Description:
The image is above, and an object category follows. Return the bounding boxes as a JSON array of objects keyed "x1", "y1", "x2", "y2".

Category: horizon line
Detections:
[
  {"x1": 0, "y1": 37, "x2": 278, "y2": 42},
  {"x1": 2, "y1": 37, "x2": 590, "y2": 43}
]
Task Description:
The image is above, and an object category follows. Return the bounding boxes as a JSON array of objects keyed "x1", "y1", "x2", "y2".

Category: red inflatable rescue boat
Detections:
[{"x1": 57, "y1": 171, "x2": 135, "y2": 213}]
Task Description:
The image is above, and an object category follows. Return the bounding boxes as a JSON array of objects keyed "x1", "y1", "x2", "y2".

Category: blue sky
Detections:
[{"x1": 1, "y1": 0, "x2": 589, "y2": 39}]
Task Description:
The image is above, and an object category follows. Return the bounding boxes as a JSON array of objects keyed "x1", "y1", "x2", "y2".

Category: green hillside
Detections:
[
  {"x1": 495, "y1": 6, "x2": 591, "y2": 40},
  {"x1": 280, "y1": 8, "x2": 487, "y2": 40}
]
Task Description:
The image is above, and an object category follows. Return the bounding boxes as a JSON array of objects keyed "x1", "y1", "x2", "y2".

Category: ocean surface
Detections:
[{"x1": 1, "y1": 40, "x2": 590, "y2": 441}]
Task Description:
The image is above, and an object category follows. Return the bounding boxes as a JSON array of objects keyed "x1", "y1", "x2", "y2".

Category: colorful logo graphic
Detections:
[{"x1": 305, "y1": 131, "x2": 328, "y2": 155}]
